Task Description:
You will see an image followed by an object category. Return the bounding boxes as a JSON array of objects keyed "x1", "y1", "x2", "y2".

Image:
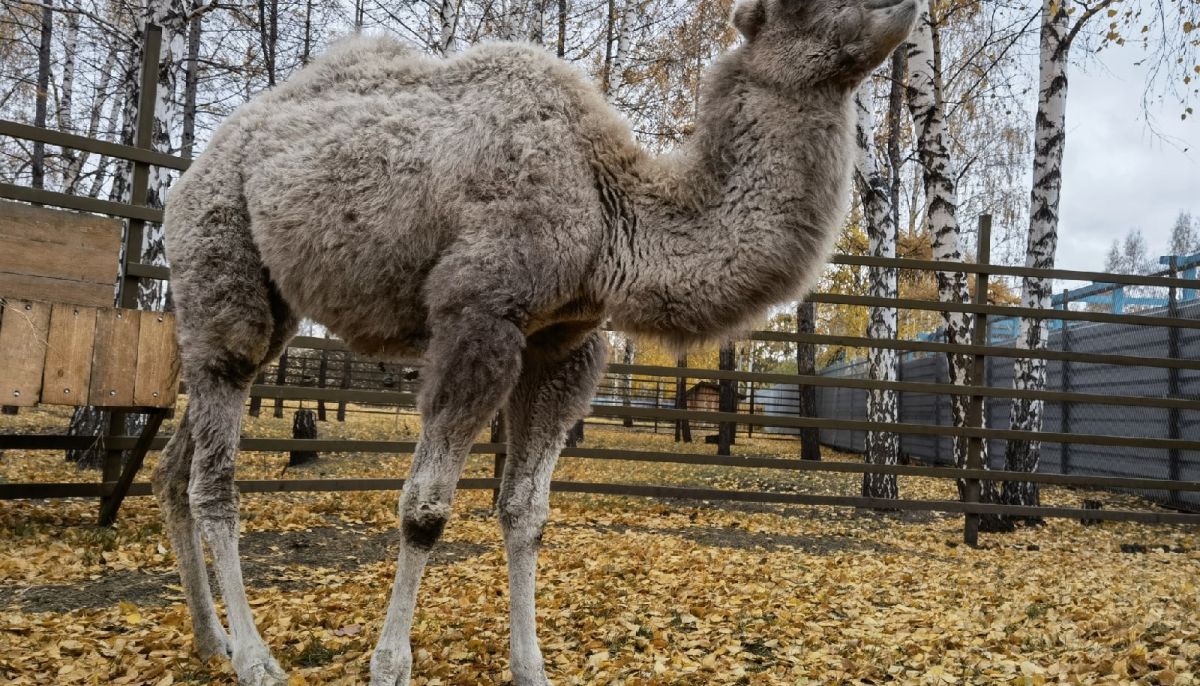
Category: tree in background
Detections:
[
  {"x1": 1003, "y1": 0, "x2": 1127, "y2": 511},
  {"x1": 1168, "y1": 212, "x2": 1199, "y2": 257},
  {"x1": 854, "y1": 77, "x2": 900, "y2": 499}
]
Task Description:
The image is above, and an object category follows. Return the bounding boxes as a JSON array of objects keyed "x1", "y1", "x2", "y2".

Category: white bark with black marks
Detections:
[
  {"x1": 854, "y1": 88, "x2": 898, "y2": 500},
  {"x1": 1003, "y1": 0, "x2": 1070, "y2": 509},
  {"x1": 905, "y1": 6, "x2": 982, "y2": 478},
  {"x1": 140, "y1": 0, "x2": 190, "y2": 311}
]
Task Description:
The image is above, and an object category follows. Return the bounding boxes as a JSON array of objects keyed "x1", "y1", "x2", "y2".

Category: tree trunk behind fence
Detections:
[
  {"x1": 1002, "y1": 0, "x2": 1072, "y2": 514},
  {"x1": 273, "y1": 349, "x2": 289, "y2": 418},
  {"x1": 288, "y1": 409, "x2": 319, "y2": 466},
  {"x1": 906, "y1": 11, "x2": 1003, "y2": 520},
  {"x1": 248, "y1": 370, "x2": 264, "y2": 417},
  {"x1": 316, "y1": 344, "x2": 329, "y2": 421},
  {"x1": 31, "y1": 0, "x2": 51, "y2": 190},
  {"x1": 674, "y1": 354, "x2": 692, "y2": 443},
  {"x1": 796, "y1": 302, "x2": 821, "y2": 460},
  {"x1": 854, "y1": 88, "x2": 899, "y2": 499},
  {"x1": 717, "y1": 341, "x2": 736, "y2": 456},
  {"x1": 622, "y1": 337, "x2": 635, "y2": 427},
  {"x1": 337, "y1": 351, "x2": 351, "y2": 421},
  {"x1": 566, "y1": 420, "x2": 584, "y2": 447}
]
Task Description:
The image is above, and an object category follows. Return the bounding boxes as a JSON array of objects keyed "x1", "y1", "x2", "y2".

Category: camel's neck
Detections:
[{"x1": 596, "y1": 57, "x2": 854, "y2": 347}]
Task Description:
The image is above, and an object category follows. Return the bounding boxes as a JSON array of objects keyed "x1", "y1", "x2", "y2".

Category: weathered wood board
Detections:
[
  {"x1": 0, "y1": 200, "x2": 121, "y2": 308},
  {"x1": 0, "y1": 299, "x2": 52, "y2": 406},
  {"x1": 133, "y1": 311, "x2": 180, "y2": 407},
  {"x1": 90, "y1": 308, "x2": 141, "y2": 406},
  {"x1": 0, "y1": 299, "x2": 177, "y2": 408},
  {"x1": 41, "y1": 303, "x2": 98, "y2": 404}
]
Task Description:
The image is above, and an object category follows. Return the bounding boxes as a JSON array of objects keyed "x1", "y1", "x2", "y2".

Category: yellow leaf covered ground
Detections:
[{"x1": 1, "y1": 406, "x2": 1198, "y2": 685}]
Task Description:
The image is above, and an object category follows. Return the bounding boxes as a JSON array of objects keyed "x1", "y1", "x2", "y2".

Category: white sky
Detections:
[{"x1": 1056, "y1": 43, "x2": 1198, "y2": 272}]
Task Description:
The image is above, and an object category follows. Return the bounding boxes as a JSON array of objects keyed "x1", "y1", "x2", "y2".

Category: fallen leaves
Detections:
[{"x1": 2, "y1": 408, "x2": 1199, "y2": 684}]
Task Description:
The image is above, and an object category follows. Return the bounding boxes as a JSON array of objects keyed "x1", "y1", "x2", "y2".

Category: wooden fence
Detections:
[{"x1": 2, "y1": 24, "x2": 1199, "y2": 546}]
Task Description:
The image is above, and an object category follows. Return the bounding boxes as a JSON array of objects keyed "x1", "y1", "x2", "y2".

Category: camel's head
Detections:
[{"x1": 731, "y1": 0, "x2": 918, "y2": 90}]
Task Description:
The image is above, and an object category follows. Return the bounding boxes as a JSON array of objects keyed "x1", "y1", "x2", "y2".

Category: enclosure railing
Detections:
[{"x1": 2, "y1": 24, "x2": 1199, "y2": 545}]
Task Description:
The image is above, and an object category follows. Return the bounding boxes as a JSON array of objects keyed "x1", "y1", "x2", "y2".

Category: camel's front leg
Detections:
[
  {"x1": 499, "y1": 330, "x2": 608, "y2": 686},
  {"x1": 370, "y1": 306, "x2": 526, "y2": 686}
]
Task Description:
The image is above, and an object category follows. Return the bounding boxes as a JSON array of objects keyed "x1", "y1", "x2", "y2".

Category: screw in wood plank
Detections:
[
  {"x1": 109, "y1": 390, "x2": 116, "y2": 396},
  {"x1": 63, "y1": 388, "x2": 70, "y2": 395},
  {"x1": 11, "y1": 390, "x2": 19, "y2": 398}
]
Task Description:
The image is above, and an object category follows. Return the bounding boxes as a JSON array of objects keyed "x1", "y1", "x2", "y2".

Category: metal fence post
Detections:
[
  {"x1": 101, "y1": 24, "x2": 162, "y2": 523},
  {"x1": 963, "y1": 214, "x2": 992, "y2": 546}
]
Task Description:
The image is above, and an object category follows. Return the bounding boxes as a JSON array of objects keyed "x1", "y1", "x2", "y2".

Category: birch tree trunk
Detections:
[
  {"x1": 621, "y1": 336, "x2": 635, "y2": 427},
  {"x1": 1002, "y1": 0, "x2": 1070, "y2": 511},
  {"x1": 795, "y1": 301, "x2": 821, "y2": 461},
  {"x1": 907, "y1": 8, "x2": 1006, "y2": 527},
  {"x1": 717, "y1": 341, "x2": 736, "y2": 456},
  {"x1": 905, "y1": 7, "x2": 978, "y2": 477},
  {"x1": 65, "y1": 31, "x2": 118, "y2": 194},
  {"x1": 854, "y1": 89, "x2": 898, "y2": 500},
  {"x1": 139, "y1": 0, "x2": 189, "y2": 312},
  {"x1": 181, "y1": 10, "x2": 202, "y2": 159},
  {"x1": 608, "y1": 0, "x2": 636, "y2": 95},
  {"x1": 32, "y1": 1, "x2": 52, "y2": 190},
  {"x1": 55, "y1": 12, "x2": 80, "y2": 190},
  {"x1": 433, "y1": 0, "x2": 459, "y2": 54}
]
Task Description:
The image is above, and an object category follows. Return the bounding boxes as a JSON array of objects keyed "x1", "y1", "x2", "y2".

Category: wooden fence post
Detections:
[
  {"x1": 1060, "y1": 288, "x2": 1071, "y2": 475},
  {"x1": 963, "y1": 214, "x2": 991, "y2": 546},
  {"x1": 1168, "y1": 256, "x2": 1181, "y2": 506},
  {"x1": 100, "y1": 23, "x2": 161, "y2": 524}
]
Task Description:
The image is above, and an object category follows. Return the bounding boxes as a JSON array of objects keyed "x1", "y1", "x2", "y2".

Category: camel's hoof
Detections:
[
  {"x1": 194, "y1": 627, "x2": 231, "y2": 662},
  {"x1": 369, "y1": 647, "x2": 412, "y2": 686},
  {"x1": 512, "y1": 673, "x2": 552, "y2": 686},
  {"x1": 233, "y1": 647, "x2": 288, "y2": 686}
]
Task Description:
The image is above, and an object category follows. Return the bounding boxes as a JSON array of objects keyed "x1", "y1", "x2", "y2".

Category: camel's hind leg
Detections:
[
  {"x1": 152, "y1": 408, "x2": 228, "y2": 661},
  {"x1": 153, "y1": 309, "x2": 295, "y2": 666},
  {"x1": 499, "y1": 328, "x2": 607, "y2": 686},
  {"x1": 166, "y1": 189, "x2": 298, "y2": 684}
]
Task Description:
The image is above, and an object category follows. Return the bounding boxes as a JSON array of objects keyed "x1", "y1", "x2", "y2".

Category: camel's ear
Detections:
[{"x1": 733, "y1": 0, "x2": 766, "y2": 41}]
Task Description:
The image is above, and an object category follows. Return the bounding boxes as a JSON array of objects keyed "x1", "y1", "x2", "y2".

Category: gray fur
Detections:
[{"x1": 156, "y1": 0, "x2": 915, "y2": 683}]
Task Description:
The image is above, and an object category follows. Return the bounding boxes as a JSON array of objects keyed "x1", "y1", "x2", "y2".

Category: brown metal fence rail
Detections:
[{"x1": 2, "y1": 24, "x2": 1200, "y2": 545}]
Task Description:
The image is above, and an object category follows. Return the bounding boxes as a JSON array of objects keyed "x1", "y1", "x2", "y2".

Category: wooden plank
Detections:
[
  {"x1": 0, "y1": 272, "x2": 114, "y2": 309},
  {"x1": 0, "y1": 200, "x2": 121, "y2": 307},
  {"x1": 133, "y1": 311, "x2": 179, "y2": 407},
  {"x1": 89, "y1": 308, "x2": 141, "y2": 406},
  {"x1": 0, "y1": 299, "x2": 52, "y2": 406},
  {"x1": 40, "y1": 303, "x2": 98, "y2": 405}
]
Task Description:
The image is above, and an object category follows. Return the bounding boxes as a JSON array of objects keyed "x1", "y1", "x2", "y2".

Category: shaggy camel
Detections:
[{"x1": 154, "y1": 0, "x2": 917, "y2": 683}]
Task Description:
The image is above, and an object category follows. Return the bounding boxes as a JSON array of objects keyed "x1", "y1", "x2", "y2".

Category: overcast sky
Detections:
[{"x1": 1056, "y1": 43, "x2": 1198, "y2": 273}]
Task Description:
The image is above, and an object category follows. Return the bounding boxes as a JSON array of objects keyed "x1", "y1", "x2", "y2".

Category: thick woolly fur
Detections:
[
  {"x1": 161, "y1": 0, "x2": 916, "y2": 683},
  {"x1": 167, "y1": 0, "x2": 918, "y2": 360}
]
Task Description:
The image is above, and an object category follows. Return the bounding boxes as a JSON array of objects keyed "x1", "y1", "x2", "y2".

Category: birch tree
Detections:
[
  {"x1": 1002, "y1": 0, "x2": 1121, "y2": 510},
  {"x1": 905, "y1": 3, "x2": 1010, "y2": 525},
  {"x1": 905, "y1": 4, "x2": 977, "y2": 476},
  {"x1": 796, "y1": 301, "x2": 820, "y2": 461},
  {"x1": 854, "y1": 88, "x2": 899, "y2": 499}
]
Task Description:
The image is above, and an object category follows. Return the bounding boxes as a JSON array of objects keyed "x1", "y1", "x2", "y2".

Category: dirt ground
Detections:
[{"x1": 1, "y1": 405, "x2": 1198, "y2": 685}]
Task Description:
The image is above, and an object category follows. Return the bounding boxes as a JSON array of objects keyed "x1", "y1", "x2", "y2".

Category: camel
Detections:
[{"x1": 153, "y1": 0, "x2": 917, "y2": 683}]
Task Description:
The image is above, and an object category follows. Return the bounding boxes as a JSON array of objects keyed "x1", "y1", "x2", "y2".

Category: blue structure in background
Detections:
[{"x1": 972, "y1": 252, "x2": 1197, "y2": 346}]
